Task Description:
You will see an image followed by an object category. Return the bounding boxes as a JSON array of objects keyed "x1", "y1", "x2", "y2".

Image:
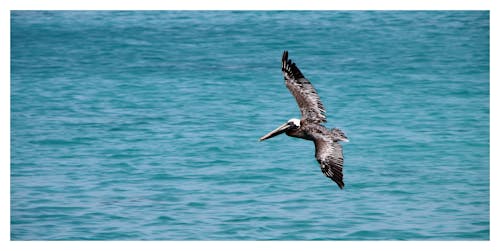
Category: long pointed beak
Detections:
[{"x1": 259, "y1": 122, "x2": 291, "y2": 141}]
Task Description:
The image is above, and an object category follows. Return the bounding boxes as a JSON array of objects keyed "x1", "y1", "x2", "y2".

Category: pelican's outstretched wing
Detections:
[
  {"x1": 313, "y1": 136, "x2": 345, "y2": 189},
  {"x1": 282, "y1": 51, "x2": 327, "y2": 124}
]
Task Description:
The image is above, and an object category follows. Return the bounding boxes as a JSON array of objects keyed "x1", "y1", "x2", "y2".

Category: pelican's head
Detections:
[{"x1": 259, "y1": 118, "x2": 300, "y2": 141}]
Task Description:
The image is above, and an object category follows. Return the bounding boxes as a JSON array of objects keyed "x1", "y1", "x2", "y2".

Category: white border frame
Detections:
[{"x1": 2, "y1": 1, "x2": 496, "y2": 251}]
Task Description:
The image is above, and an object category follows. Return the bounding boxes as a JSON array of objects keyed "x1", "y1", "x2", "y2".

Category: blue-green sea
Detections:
[{"x1": 11, "y1": 11, "x2": 489, "y2": 240}]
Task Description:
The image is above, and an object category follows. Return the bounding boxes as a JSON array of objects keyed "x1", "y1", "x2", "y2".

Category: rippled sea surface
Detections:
[{"x1": 11, "y1": 11, "x2": 489, "y2": 240}]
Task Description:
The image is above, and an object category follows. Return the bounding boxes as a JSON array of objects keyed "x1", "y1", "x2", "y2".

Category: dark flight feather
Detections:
[{"x1": 282, "y1": 51, "x2": 327, "y2": 124}]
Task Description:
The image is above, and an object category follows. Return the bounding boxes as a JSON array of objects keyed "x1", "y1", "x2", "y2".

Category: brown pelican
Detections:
[{"x1": 259, "y1": 51, "x2": 349, "y2": 189}]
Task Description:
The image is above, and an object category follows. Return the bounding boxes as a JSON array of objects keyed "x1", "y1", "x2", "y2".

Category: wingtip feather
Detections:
[{"x1": 281, "y1": 51, "x2": 304, "y2": 79}]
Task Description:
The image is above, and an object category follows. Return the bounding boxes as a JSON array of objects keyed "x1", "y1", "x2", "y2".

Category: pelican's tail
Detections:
[{"x1": 331, "y1": 128, "x2": 348, "y2": 142}]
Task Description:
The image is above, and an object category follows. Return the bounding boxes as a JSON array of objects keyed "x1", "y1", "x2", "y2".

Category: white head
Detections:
[{"x1": 287, "y1": 118, "x2": 301, "y2": 127}]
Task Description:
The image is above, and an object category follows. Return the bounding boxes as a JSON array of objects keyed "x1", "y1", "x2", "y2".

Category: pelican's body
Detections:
[{"x1": 260, "y1": 51, "x2": 348, "y2": 189}]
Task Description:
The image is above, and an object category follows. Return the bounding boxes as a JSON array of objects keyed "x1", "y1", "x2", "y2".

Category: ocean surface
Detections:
[{"x1": 11, "y1": 11, "x2": 489, "y2": 240}]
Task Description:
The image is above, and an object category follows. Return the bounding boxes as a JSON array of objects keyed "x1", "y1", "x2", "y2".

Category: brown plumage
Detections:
[
  {"x1": 260, "y1": 51, "x2": 348, "y2": 189},
  {"x1": 282, "y1": 51, "x2": 327, "y2": 124}
]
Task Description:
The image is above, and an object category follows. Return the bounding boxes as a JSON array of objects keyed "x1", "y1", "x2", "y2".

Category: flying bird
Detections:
[{"x1": 259, "y1": 51, "x2": 349, "y2": 189}]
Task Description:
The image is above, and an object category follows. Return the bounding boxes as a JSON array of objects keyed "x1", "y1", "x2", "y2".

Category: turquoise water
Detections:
[{"x1": 11, "y1": 11, "x2": 489, "y2": 240}]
